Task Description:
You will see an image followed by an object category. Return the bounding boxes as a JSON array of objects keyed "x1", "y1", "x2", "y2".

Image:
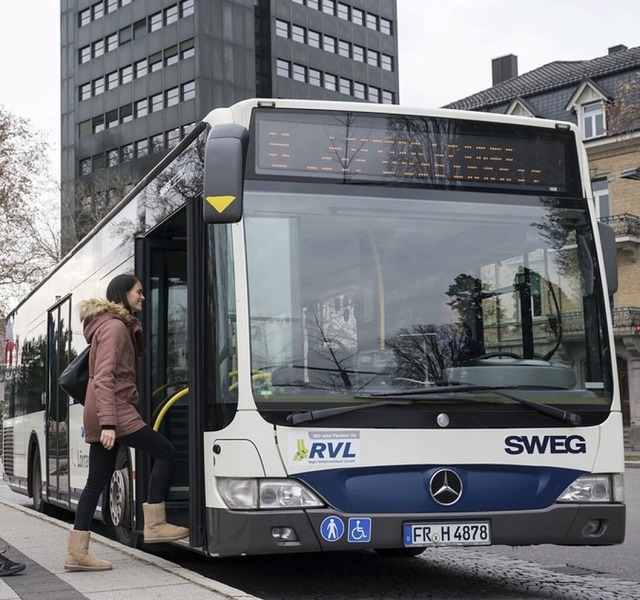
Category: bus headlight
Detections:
[
  {"x1": 557, "y1": 474, "x2": 624, "y2": 503},
  {"x1": 217, "y1": 478, "x2": 324, "y2": 510}
]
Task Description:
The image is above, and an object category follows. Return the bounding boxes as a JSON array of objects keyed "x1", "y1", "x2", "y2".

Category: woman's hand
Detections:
[{"x1": 100, "y1": 429, "x2": 116, "y2": 450}]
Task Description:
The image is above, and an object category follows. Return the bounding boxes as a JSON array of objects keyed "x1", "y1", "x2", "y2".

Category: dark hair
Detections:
[{"x1": 106, "y1": 274, "x2": 140, "y2": 314}]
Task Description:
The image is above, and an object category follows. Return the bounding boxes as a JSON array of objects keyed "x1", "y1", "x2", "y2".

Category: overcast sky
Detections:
[{"x1": 1, "y1": 0, "x2": 639, "y2": 176}]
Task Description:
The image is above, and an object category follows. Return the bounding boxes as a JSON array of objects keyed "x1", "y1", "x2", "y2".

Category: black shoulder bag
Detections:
[{"x1": 59, "y1": 345, "x2": 91, "y2": 404}]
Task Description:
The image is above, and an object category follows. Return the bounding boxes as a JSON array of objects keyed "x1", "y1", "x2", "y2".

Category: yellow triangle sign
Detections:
[{"x1": 206, "y1": 195, "x2": 236, "y2": 213}]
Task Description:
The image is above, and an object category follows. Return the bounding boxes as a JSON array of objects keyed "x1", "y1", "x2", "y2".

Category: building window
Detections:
[
  {"x1": 307, "y1": 0, "x2": 318, "y2": 9},
  {"x1": 133, "y1": 19, "x2": 146, "y2": 39},
  {"x1": 92, "y1": 1, "x2": 104, "y2": 21},
  {"x1": 351, "y1": 7, "x2": 364, "y2": 25},
  {"x1": 382, "y1": 90, "x2": 394, "y2": 104},
  {"x1": 323, "y1": 35, "x2": 336, "y2": 53},
  {"x1": 135, "y1": 98, "x2": 148, "y2": 118},
  {"x1": 353, "y1": 45, "x2": 364, "y2": 62},
  {"x1": 292, "y1": 24, "x2": 305, "y2": 44},
  {"x1": 79, "y1": 83, "x2": 91, "y2": 101},
  {"x1": 80, "y1": 158, "x2": 92, "y2": 175},
  {"x1": 368, "y1": 86, "x2": 380, "y2": 103},
  {"x1": 309, "y1": 68, "x2": 322, "y2": 87},
  {"x1": 165, "y1": 46, "x2": 179, "y2": 66},
  {"x1": 106, "y1": 0, "x2": 118, "y2": 13},
  {"x1": 381, "y1": 54, "x2": 393, "y2": 71},
  {"x1": 151, "y1": 133, "x2": 165, "y2": 153},
  {"x1": 308, "y1": 29, "x2": 321, "y2": 48},
  {"x1": 353, "y1": 81, "x2": 366, "y2": 100},
  {"x1": 180, "y1": 0, "x2": 194, "y2": 17},
  {"x1": 366, "y1": 13, "x2": 378, "y2": 30},
  {"x1": 166, "y1": 86, "x2": 180, "y2": 107},
  {"x1": 92, "y1": 115, "x2": 105, "y2": 134},
  {"x1": 149, "y1": 11, "x2": 163, "y2": 32},
  {"x1": 165, "y1": 5, "x2": 178, "y2": 25},
  {"x1": 582, "y1": 101, "x2": 606, "y2": 139},
  {"x1": 119, "y1": 25, "x2": 132, "y2": 44},
  {"x1": 149, "y1": 52, "x2": 163, "y2": 72},
  {"x1": 337, "y1": 2, "x2": 349, "y2": 20},
  {"x1": 120, "y1": 104, "x2": 133, "y2": 123},
  {"x1": 180, "y1": 39, "x2": 195, "y2": 59},
  {"x1": 181, "y1": 80, "x2": 196, "y2": 101},
  {"x1": 120, "y1": 144, "x2": 133, "y2": 162},
  {"x1": 107, "y1": 149, "x2": 119, "y2": 168},
  {"x1": 322, "y1": 0, "x2": 335, "y2": 15},
  {"x1": 79, "y1": 8, "x2": 91, "y2": 26},
  {"x1": 338, "y1": 40, "x2": 350, "y2": 58},
  {"x1": 79, "y1": 45, "x2": 91, "y2": 64},
  {"x1": 150, "y1": 92, "x2": 164, "y2": 112},
  {"x1": 79, "y1": 120, "x2": 91, "y2": 137},
  {"x1": 379, "y1": 17, "x2": 392, "y2": 35},
  {"x1": 277, "y1": 59, "x2": 290, "y2": 78},
  {"x1": 106, "y1": 71, "x2": 118, "y2": 89},
  {"x1": 367, "y1": 49, "x2": 379, "y2": 67},
  {"x1": 120, "y1": 65, "x2": 133, "y2": 84},
  {"x1": 136, "y1": 139, "x2": 149, "y2": 157},
  {"x1": 292, "y1": 64, "x2": 307, "y2": 82},
  {"x1": 275, "y1": 19, "x2": 289, "y2": 38},
  {"x1": 93, "y1": 153, "x2": 106, "y2": 170},
  {"x1": 92, "y1": 39, "x2": 104, "y2": 58},
  {"x1": 324, "y1": 72, "x2": 337, "y2": 91},
  {"x1": 592, "y1": 179, "x2": 610, "y2": 219},
  {"x1": 106, "y1": 109, "x2": 119, "y2": 128},
  {"x1": 106, "y1": 33, "x2": 118, "y2": 52},
  {"x1": 134, "y1": 59, "x2": 148, "y2": 78},
  {"x1": 339, "y1": 77, "x2": 352, "y2": 95},
  {"x1": 92, "y1": 76, "x2": 105, "y2": 96},
  {"x1": 166, "y1": 128, "x2": 181, "y2": 148}
]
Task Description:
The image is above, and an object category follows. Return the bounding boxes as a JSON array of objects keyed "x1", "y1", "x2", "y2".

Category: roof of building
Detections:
[{"x1": 445, "y1": 45, "x2": 640, "y2": 111}]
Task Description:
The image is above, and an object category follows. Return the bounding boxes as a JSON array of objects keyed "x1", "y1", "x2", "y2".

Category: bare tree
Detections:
[{"x1": 0, "y1": 106, "x2": 60, "y2": 313}]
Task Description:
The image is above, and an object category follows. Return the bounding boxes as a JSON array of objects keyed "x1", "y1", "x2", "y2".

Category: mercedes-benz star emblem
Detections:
[{"x1": 429, "y1": 469, "x2": 463, "y2": 506}]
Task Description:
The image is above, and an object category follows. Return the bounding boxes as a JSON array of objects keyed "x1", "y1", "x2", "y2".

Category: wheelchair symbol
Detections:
[{"x1": 348, "y1": 517, "x2": 371, "y2": 543}]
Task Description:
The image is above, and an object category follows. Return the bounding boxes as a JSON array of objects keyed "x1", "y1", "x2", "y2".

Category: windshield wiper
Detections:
[{"x1": 286, "y1": 384, "x2": 581, "y2": 426}]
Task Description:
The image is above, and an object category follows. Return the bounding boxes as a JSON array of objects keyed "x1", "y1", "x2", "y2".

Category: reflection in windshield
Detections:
[{"x1": 244, "y1": 187, "x2": 611, "y2": 423}]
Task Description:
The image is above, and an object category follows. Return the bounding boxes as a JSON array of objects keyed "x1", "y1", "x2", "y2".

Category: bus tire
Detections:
[
  {"x1": 107, "y1": 446, "x2": 139, "y2": 548},
  {"x1": 373, "y1": 547, "x2": 425, "y2": 558},
  {"x1": 31, "y1": 449, "x2": 54, "y2": 516}
]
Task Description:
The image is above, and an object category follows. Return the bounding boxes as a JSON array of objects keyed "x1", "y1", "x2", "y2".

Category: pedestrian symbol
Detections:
[
  {"x1": 347, "y1": 517, "x2": 371, "y2": 543},
  {"x1": 320, "y1": 516, "x2": 345, "y2": 542}
]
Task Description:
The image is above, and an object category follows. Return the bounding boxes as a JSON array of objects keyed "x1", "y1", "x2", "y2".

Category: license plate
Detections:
[{"x1": 404, "y1": 521, "x2": 491, "y2": 547}]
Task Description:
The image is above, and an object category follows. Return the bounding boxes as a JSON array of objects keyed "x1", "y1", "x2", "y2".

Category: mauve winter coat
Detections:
[{"x1": 78, "y1": 298, "x2": 146, "y2": 443}]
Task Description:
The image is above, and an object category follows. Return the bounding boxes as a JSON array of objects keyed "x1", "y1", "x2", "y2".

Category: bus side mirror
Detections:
[
  {"x1": 598, "y1": 222, "x2": 618, "y2": 295},
  {"x1": 203, "y1": 124, "x2": 249, "y2": 224}
]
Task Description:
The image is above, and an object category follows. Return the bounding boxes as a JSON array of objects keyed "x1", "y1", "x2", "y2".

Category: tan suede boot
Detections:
[
  {"x1": 64, "y1": 530, "x2": 112, "y2": 571},
  {"x1": 142, "y1": 502, "x2": 189, "y2": 543}
]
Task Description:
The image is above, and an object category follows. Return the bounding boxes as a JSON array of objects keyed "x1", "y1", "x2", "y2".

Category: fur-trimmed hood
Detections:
[{"x1": 78, "y1": 298, "x2": 140, "y2": 345}]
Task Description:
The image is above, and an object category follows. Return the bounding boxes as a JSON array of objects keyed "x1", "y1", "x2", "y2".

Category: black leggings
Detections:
[{"x1": 74, "y1": 425, "x2": 176, "y2": 531}]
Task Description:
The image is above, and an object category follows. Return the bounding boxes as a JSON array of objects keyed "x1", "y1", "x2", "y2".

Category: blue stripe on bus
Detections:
[{"x1": 295, "y1": 464, "x2": 586, "y2": 513}]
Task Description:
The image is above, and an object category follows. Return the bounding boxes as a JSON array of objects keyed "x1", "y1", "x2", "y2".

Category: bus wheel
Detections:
[
  {"x1": 108, "y1": 446, "x2": 139, "y2": 548},
  {"x1": 373, "y1": 547, "x2": 425, "y2": 558},
  {"x1": 31, "y1": 449, "x2": 55, "y2": 515}
]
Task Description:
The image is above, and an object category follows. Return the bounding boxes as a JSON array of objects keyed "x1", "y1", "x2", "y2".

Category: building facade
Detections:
[
  {"x1": 446, "y1": 45, "x2": 640, "y2": 449},
  {"x1": 60, "y1": 0, "x2": 399, "y2": 252}
]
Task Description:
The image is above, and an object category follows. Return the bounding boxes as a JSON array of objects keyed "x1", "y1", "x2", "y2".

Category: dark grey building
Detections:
[{"x1": 60, "y1": 0, "x2": 399, "y2": 251}]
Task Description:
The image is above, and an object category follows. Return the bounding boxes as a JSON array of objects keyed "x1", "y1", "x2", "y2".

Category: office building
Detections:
[{"x1": 60, "y1": 0, "x2": 400, "y2": 251}]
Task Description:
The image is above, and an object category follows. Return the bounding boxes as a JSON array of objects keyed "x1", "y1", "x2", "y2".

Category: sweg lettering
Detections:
[
  {"x1": 504, "y1": 435, "x2": 587, "y2": 455},
  {"x1": 309, "y1": 441, "x2": 357, "y2": 459}
]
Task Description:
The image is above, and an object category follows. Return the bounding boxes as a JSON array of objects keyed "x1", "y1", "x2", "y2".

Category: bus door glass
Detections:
[
  {"x1": 46, "y1": 295, "x2": 72, "y2": 503},
  {"x1": 146, "y1": 242, "x2": 189, "y2": 501}
]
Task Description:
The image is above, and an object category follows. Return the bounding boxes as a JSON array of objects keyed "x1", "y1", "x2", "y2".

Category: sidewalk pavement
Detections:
[{"x1": 0, "y1": 497, "x2": 262, "y2": 600}]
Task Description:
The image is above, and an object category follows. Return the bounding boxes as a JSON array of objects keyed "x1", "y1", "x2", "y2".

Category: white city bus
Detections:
[{"x1": 2, "y1": 99, "x2": 624, "y2": 557}]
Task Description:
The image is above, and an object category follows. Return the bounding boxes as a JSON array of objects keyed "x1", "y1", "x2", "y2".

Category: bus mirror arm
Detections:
[{"x1": 598, "y1": 222, "x2": 618, "y2": 295}]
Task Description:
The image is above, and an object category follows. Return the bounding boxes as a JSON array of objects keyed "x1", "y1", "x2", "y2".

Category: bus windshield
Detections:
[{"x1": 244, "y1": 183, "x2": 612, "y2": 429}]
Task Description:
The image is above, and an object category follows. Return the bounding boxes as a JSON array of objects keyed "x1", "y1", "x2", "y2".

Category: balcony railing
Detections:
[{"x1": 600, "y1": 213, "x2": 640, "y2": 239}]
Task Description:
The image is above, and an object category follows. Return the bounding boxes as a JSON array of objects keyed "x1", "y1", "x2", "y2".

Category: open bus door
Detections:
[{"x1": 129, "y1": 201, "x2": 206, "y2": 550}]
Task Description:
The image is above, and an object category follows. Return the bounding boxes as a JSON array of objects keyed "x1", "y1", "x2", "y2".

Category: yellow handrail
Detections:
[{"x1": 153, "y1": 387, "x2": 189, "y2": 431}]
